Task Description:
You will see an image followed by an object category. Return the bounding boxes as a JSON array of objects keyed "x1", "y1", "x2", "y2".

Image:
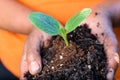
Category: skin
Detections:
[
  {"x1": 0, "y1": 0, "x2": 119, "y2": 80},
  {"x1": 82, "y1": 0, "x2": 120, "y2": 79}
]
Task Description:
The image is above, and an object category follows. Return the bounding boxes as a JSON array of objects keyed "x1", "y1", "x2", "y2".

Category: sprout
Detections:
[{"x1": 29, "y1": 8, "x2": 92, "y2": 46}]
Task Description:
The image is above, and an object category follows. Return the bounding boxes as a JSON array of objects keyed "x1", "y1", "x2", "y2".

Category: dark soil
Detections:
[{"x1": 24, "y1": 24, "x2": 107, "y2": 80}]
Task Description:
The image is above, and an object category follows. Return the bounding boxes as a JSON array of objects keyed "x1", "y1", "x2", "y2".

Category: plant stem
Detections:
[
  {"x1": 62, "y1": 34, "x2": 69, "y2": 46},
  {"x1": 59, "y1": 28, "x2": 69, "y2": 46}
]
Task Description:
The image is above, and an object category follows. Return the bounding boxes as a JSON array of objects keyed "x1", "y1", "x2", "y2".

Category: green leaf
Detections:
[
  {"x1": 65, "y1": 8, "x2": 92, "y2": 33},
  {"x1": 29, "y1": 12, "x2": 61, "y2": 36}
]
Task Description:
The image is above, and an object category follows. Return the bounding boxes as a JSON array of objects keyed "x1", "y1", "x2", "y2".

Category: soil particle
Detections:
[
  {"x1": 24, "y1": 24, "x2": 107, "y2": 80},
  {"x1": 101, "y1": 33, "x2": 104, "y2": 36},
  {"x1": 95, "y1": 12, "x2": 98, "y2": 16},
  {"x1": 97, "y1": 22, "x2": 100, "y2": 27}
]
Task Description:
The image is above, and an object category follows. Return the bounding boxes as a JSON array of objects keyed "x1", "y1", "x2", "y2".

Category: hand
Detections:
[
  {"x1": 19, "y1": 28, "x2": 51, "y2": 80},
  {"x1": 81, "y1": 8, "x2": 119, "y2": 80}
]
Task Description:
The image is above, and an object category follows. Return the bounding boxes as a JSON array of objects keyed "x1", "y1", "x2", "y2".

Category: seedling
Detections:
[{"x1": 29, "y1": 8, "x2": 91, "y2": 46}]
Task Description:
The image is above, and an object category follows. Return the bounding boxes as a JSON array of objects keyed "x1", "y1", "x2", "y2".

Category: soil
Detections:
[{"x1": 24, "y1": 24, "x2": 107, "y2": 80}]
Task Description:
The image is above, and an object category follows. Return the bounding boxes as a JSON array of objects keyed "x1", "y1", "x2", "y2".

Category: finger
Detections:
[
  {"x1": 103, "y1": 31, "x2": 119, "y2": 80},
  {"x1": 41, "y1": 30, "x2": 51, "y2": 48},
  {"x1": 26, "y1": 30, "x2": 43, "y2": 75},
  {"x1": 27, "y1": 48, "x2": 42, "y2": 75},
  {"x1": 26, "y1": 29, "x2": 51, "y2": 75},
  {"x1": 43, "y1": 38, "x2": 51, "y2": 48},
  {"x1": 96, "y1": 28, "x2": 119, "y2": 80},
  {"x1": 19, "y1": 45, "x2": 28, "y2": 80},
  {"x1": 20, "y1": 29, "x2": 42, "y2": 79}
]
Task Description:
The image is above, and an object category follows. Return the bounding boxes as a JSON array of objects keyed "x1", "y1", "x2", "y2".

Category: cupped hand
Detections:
[
  {"x1": 81, "y1": 8, "x2": 119, "y2": 80},
  {"x1": 19, "y1": 28, "x2": 51, "y2": 80},
  {"x1": 19, "y1": 8, "x2": 119, "y2": 80}
]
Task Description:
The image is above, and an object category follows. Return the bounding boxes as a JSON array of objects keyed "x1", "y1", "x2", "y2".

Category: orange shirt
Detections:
[{"x1": 0, "y1": 0, "x2": 120, "y2": 79}]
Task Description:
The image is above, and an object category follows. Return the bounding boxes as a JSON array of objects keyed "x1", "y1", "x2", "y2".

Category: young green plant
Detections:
[{"x1": 29, "y1": 8, "x2": 91, "y2": 46}]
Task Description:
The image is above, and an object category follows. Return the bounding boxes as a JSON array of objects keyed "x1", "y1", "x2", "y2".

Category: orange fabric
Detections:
[
  {"x1": 0, "y1": 0, "x2": 120, "y2": 79},
  {"x1": 18, "y1": 0, "x2": 103, "y2": 25},
  {"x1": 0, "y1": 30, "x2": 27, "y2": 77}
]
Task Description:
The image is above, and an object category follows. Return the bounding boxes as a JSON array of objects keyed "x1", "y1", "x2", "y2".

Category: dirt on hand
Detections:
[{"x1": 24, "y1": 24, "x2": 107, "y2": 80}]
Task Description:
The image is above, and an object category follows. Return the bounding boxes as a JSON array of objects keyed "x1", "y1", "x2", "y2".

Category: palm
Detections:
[{"x1": 81, "y1": 12, "x2": 119, "y2": 80}]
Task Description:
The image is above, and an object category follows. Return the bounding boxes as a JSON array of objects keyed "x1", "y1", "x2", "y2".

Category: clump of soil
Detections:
[{"x1": 24, "y1": 24, "x2": 107, "y2": 80}]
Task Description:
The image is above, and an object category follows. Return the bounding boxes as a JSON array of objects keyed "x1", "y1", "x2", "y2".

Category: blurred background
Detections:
[{"x1": 0, "y1": 61, "x2": 18, "y2": 80}]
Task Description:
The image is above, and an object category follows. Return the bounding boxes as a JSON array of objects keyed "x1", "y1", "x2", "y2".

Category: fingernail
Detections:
[
  {"x1": 114, "y1": 53, "x2": 119, "y2": 63},
  {"x1": 30, "y1": 61, "x2": 40, "y2": 75},
  {"x1": 107, "y1": 68, "x2": 114, "y2": 80}
]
